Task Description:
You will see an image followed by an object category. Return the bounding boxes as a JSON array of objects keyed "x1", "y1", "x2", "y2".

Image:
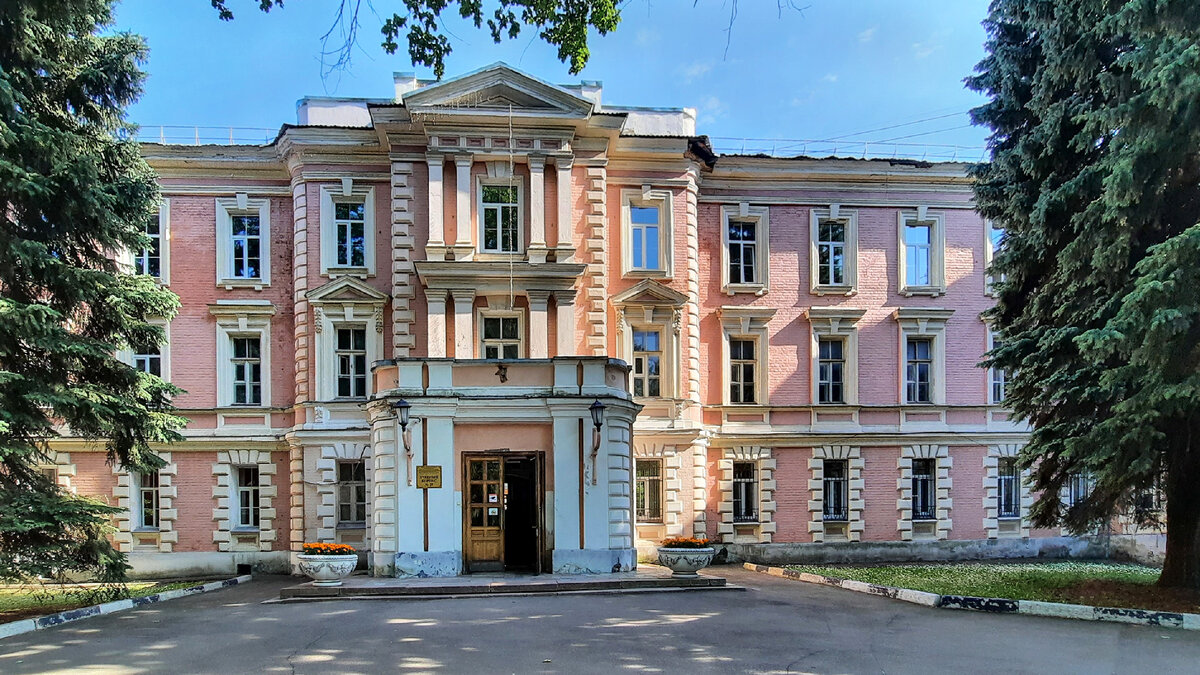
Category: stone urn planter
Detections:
[
  {"x1": 297, "y1": 543, "x2": 358, "y2": 587},
  {"x1": 656, "y1": 538, "x2": 715, "y2": 578}
]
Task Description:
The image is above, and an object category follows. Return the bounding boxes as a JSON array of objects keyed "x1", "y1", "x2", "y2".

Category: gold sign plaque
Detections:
[{"x1": 415, "y1": 465, "x2": 442, "y2": 489}]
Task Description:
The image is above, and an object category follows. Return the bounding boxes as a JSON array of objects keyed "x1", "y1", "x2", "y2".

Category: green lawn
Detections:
[
  {"x1": 784, "y1": 561, "x2": 1199, "y2": 612},
  {"x1": 0, "y1": 580, "x2": 204, "y2": 622}
]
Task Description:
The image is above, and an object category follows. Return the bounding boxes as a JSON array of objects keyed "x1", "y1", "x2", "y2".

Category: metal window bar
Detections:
[
  {"x1": 823, "y1": 460, "x2": 849, "y2": 521},
  {"x1": 998, "y1": 459, "x2": 1020, "y2": 519},
  {"x1": 911, "y1": 459, "x2": 937, "y2": 521},
  {"x1": 732, "y1": 462, "x2": 758, "y2": 523}
]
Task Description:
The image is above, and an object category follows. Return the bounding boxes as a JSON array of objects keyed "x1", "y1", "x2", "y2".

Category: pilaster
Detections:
[
  {"x1": 425, "y1": 289, "x2": 449, "y2": 358},
  {"x1": 554, "y1": 157, "x2": 575, "y2": 261},
  {"x1": 583, "y1": 164, "x2": 608, "y2": 355},
  {"x1": 554, "y1": 291, "x2": 576, "y2": 357},
  {"x1": 391, "y1": 160, "x2": 416, "y2": 357},
  {"x1": 527, "y1": 290, "x2": 551, "y2": 358},
  {"x1": 453, "y1": 154, "x2": 474, "y2": 260},
  {"x1": 453, "y1": 291, "x2": 475, "y2": 358},
  {"x1": 528, "y1": 156, "x2": 548, "y2": 264},
  {"x1": 426, "y1": 153, "x2": 447, "y2": 259}
]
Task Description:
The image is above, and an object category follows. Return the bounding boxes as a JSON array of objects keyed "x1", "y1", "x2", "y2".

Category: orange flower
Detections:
[
  {"x1": 302, "y1": 542, "x2": 357, "y2": 556},
  {"x1": 660, "y1": 536, "x2": 710, "y2": 549}
]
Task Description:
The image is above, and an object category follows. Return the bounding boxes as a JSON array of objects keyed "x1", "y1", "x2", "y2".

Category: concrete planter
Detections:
[
  {"x1": 296, "y1": 554, "x2": 358, "y2": 587},
  {"x1": 657, "y1": 547, "x2": 715, "y2": 578}
]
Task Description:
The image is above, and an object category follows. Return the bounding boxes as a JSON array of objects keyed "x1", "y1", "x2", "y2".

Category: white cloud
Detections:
[
  {"x1": 857, "y1": 26, "x2": 877, "y2": 43},
  {"x1": 635, "y1": 28, "x2": 659, "y2": 48},
  {"x1": 912, "y1": 40, "x2": 940, "y2": 59},
  {"x1": 697, "y1": 95, "x2": 727, "y2": 125},
  {"x1": 822, "y1": 73, "x2": 839, "y2": 83},
  {"x1": 680, "y1": 61, "x2": 712, "y2": 83}
]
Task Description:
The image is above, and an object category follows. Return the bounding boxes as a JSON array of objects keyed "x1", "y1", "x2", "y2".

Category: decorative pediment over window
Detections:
[
  {"x1": 306, "y1": 276, "x2": 389, "y2": 333},
  {"x1": 402, "y1": 63, "x2": 595, "y2": 119},
  {"x1": 612, "y1": 279, "x2": 689, "y2": 308}
]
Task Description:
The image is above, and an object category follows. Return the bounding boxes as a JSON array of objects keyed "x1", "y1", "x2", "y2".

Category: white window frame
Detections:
[
  {"x1": 984, "y1": 219, "x2": 1006, "y2": 296},
  {"x1": 135, "y1": 471, "x2": 161, "y2": 531},
  {"x1": 334, "y1": 325, "x2": 370, "y2": 399},
  {"x1": 337, "y1": 460, "x2": 368, "y2": 527},
  {"x1": 620, "y1": 188, "x2": 674, "y2": 279},
  {"x1": 135, "y1": 200, "x2": 170, "y2": 283},
  {"x1": 911, "y1": 458, "x2": 938, "y2": 521},
  {"x1": 234, "y1": 466, "x2": 261, "y2": 530},
  {"x1": 307, "y1": 276, "x2": 388, "y2": 402},
  {"x1": 897, "y1": 210, "x2": 946, "y2": 296},
  {"x1": 476, "y1": 176, "x2": 525, "y2": 255},
  {"x1": 822, "y1": 459, "x2": 850, "y2": 522},
  {"x1": 477, "y1": 308, "x2": 525, "y2": 359},
  {"x1": 613, "y1": 282, "x2": 687, "y2": 401},
  {"x1": 893, "y1": 308, "x2": 953, "y2": 406},
  {"x1": 634, "y1": 458, "x2": 664, "y2": 523},
  {"x1": 809, "y1": 206, "x2": 857, "y2": 295},
  {"x1": 720, "y1": 204, "x2": 770, "y2": 295},
  {"x1": 211, "y1": 301, "x2": 275, "y2": 408},
  {"x1": 997, "y1": 457, "x2": 1020, "y2": 520},
  {"x1": 806, "y1": 308, "x2": 864, "y2": 406},
  {"x1": 320, "y1": 182, "x2": 376, "y2": 276},
  {"x1": 120, "y1": 319, "x2": 172, "y2": 382},
  {"x1": 717, "y1": 306, "x2": 776, "y2": 407},
  {"x1": 631, "y1": 327, "x2": 664, "y2": 399},
  {"x1": 988, "y1": 327, "x2": 1008, "y2": 405},
  {"x1": 216, "y1": 195, "x2": 271, "y2": 288},
  {"x1": 732, "y1": 461, "x2": 759, "y2": 523}
]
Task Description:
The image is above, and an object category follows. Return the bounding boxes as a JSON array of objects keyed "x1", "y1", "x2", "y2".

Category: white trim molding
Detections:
[
  {"x1": 897, "y1": 209, "x2": 946, "y2": 296},
  {"x1": 215, "y1": 195, "x2": 272, "y2": 289},
  {"x1": 897, "y1": 444, "x2": 952, "y2": 541},
  {"x1": 315, "y1": 442, "x2": 372, "y2": 542},
  {"x1": 717, "y1": 446, "x2": 776, "y2": 543},
  {"x1": 612, "y1": 280, "x2": 688, "y2": 400},
  {"x1": 808, "y1": 445, "x2": 865, "y2": 542},
  {"x1": 809, "y1": 206, "x2": 857, "y2": 295},
  {"x1": 319, "y1": 181, "x2": 377, "y2": 277},
  {"x1": 620, "y1": 187, "x2": 675, "y2": 279},
  {"x1": 476, "y1": 172, "x2": 525, "y2": 256},
  {"x1": 806, "y1": 307, "x2": 866, "y2": 405},
  {"x1": 306, "y1": 277, "x2": 389, "y2": 401},
  {"x1": 720, "y1": 204, "x2": 770, "y2": 296},
  {"x1": 37, "y1": 451, "x2": 77, "y2": 493},
  {"x1": 477, "y1": 304, "x2": 526, "y2": 359},
  {"x1": 633, "y1": 442, "x2": 685, "y2": 538},
  {"x1": 893, "y1": 307, "x2": 954, "y2": 406},
  {"x1": 209, "y1": 301, "x2": 276, "y2": 410},
  {"x1": 717, "y1": 306, "x2": 777, "y2": 406},
  {"x1": 984, "y1": 443, "x2": 1031, "y2": 538},
  {"x1": 212, "y1": 449, "x2": 279, "y2": 553},
  {"x1": 984, "y1": 219, "x2": 1005, "y2": 297},
  {"x1": 113, "y1": 453, "x2": 178, "y2": 553}
]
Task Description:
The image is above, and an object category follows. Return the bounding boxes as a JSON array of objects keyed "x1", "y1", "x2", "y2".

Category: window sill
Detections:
[
  {"x1": 624, "y1": 269, "x2": 672, "y2": 280},
  {"x1": 218, "y1": 278, "x2": 269, "y2": 291},
  {"x1": 336, "y1": 523, "x2": 367, "y2": 531},
  {"x1": 811, "y1": 285, "x2": 856, "y2": 297},
  {"x1": 722, "y1": 283, "x2": 768, "y2": 297},
  {"x1": 898, "y1": 285, "x2": 945, "y2": 297},
  {"x1": 132, "y1": 527, "x2": 161, "y2": 533},
  {"x1": 325, "y1": 267, "x2": 372, "y2": 278},
  {"x1": 474, "y1": 252, "x2": 525, "y2": 261},
  {"x1": 231, "y1": 526, "x2": 260, "y2": 534}
]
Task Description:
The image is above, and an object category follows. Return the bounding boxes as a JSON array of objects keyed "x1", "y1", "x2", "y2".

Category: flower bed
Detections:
[
  {"x1": 301, "y1": 543, "x2": 357, "y2": 556},
  {"x1": 659, "y1": 537, "x2": 711, "y2": 549}
]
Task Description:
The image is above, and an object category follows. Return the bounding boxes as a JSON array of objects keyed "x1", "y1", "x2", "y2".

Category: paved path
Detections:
[{"x1": 3, "y1": 566, "x2": 1199, "y2": 674}]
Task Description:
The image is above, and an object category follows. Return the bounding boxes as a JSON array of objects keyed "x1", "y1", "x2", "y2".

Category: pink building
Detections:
[{"x1": 47, "y1": 64, "x2": 1063, "y2": 578}]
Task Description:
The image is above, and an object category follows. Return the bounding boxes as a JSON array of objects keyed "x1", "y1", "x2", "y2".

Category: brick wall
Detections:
[
  {"x1": 773, "y1": 447, "x2": 813, "y2": 543},
  {"x1": 861, "y1": 446, "x2": 902, "y2": 541}
]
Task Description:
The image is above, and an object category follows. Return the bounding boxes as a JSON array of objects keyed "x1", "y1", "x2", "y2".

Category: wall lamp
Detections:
[
  {"x1": 589, "y1": 399, "x2": 605, "y2": 485},
  {"x1": 393, "y1": 398, "x2": 415, "y2": 486}
]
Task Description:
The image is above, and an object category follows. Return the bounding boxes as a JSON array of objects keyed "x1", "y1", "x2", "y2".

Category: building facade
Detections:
[{"x1": 47, "y1": 64, "x2": 1066, "y2": 578}]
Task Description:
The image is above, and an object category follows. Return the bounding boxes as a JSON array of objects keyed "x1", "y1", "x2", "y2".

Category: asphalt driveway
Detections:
[{"x1": 3, "y1": 565, "x2": 1199, "y2": 674}]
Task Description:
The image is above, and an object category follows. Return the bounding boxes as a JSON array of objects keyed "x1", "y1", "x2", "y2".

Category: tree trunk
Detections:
[{"x1": 1158, "y1": 420, "x2": 1200, "y2": 589}]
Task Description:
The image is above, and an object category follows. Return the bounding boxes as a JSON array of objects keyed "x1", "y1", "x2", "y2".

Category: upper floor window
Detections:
[
  {"x1": 621, "y1": 189, "x2": 674, "y2": 278},
  {"x1": 216, "y1": 196, "x2": 271, "y2": 288},
  {"x1": 137, "y1": 471, "x2": 160, "y2": 530},
  {"x1": 911, "y1": 459, "x2": 936, "y2": 521},
  {"x1": 336, "y1": 327, "x2": 368, "y2": 398},
  {"x1": 823, "y1": 459, "x2": 849, "y2": 522},
  {"x1": 810, "y1": 208, "x2": 858, "y2": 295},
  {"x1": 231, "y1": 336, "x2": 263, "y2": 406},
  {"x1": 320, "y1": 183, "x2": 376, "y2": 275},
  {"x1": 729, "y1": 339, "x2": 757, "y2": 405},
  {"x1": 136, "y1": 214, "x2": 163, "y2": 278},
  {"x1": 335, "y1": 202, "x2": 366, "y2": 267},
  {"x1": 338, "y1": 460, "x2": 367, "y2": 526},
  {"x1": 998, "y1": 458, "x2": 1020, "y2": 519},
  {"x1": 893, "y1": 307, "x2": 953, "y2": 406},
  {"x1": 634, "y1": 459, "x2": 663, "y2": 523},
  {"x1": 989, "y1": 330, "x2": 1008, "y2": 404},
  {"x1": 630, "y1": 207, "x2": 661, "y2": 272},
  {"x1": 481, "y1": 185, "x2": 520, "y2": 254},
  {"x1": 721, "y1": 205, "x2": 770, "y2": 294},
  {"x1": 718, "y1": 306, "x2": 776, "y2": 406},
  {"x1": 905, "y1": 338, "x2": 933, "y2": 404},
  {"x1": 632, "y1": 329, "x2": 662, "y2": 398},
  {"x1": 236, "y1": 466, "x2": 261, "y2": 529},
  {"x1": 134, "y1": 345, "x2": 162, "y2": 378},
  {"x1": 481, "y1": 314, "x2": 521, "y2": 359},
  {"x1": 985, "y1": 220, "x2": 1006, "y2": 295},
  {"x1": 732, "y1": 461, "x2": 758, "y2": 523},
  {"x1": 817, "y1": 338, "x2": 845, "y2": 404},
  {"x1": 897, "y1": 211, "x2": 945, "y2": 295}
]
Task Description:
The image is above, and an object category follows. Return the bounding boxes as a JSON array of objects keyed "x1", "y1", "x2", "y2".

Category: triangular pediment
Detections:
[
  {"x1": 611, "y1": 279, "x2": 689, "y2": 307},
  {"x1": 403, "y1": 63, "x2": 594, "y2": 118},
  {"x1": 306, "y1": 275, "x2": 389, "y2": 304}
]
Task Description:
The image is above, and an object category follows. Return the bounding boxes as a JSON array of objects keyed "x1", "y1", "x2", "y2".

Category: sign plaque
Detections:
[{"x1": 415, "y1": 465, "x2": 442, "y2": 489}]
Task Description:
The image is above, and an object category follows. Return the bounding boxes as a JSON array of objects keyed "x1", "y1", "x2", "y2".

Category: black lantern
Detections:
[
  {"x1": 393, "y1": 399, "x2": 412, "y2": 429},
  {"x1": 589, "y1": 399, "x2": 606, "y2": 429}
]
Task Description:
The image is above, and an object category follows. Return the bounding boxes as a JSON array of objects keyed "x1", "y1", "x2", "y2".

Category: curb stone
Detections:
[
  {"x1": 743, "y1": 563, "x2": 1200, "y2": 631},
  {"x1": 0, "y1": 575, "x2": 252, "y2": 641}
]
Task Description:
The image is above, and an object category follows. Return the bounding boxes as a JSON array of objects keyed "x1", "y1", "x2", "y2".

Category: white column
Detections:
[
  {"x1": 528, "y1": 291, "x2": 550, "y2": 359},
  {"x1": 425, "y1": 289, "x2": 447, "y2": 357},
  {"x1": 452, "y1": 291, "x2": 475, "y2": 359},
  {"x1": 528, "y1": 156, "x2": 547, "y2": 264},
  {"x1": 555, "y1": 156, "x2": 574, "y2": 254},
  {"x1": 554, "y1": 291, "x2": 576, "y2": 357},
  {"x1": 454, "y1": 155, "x2": 473, "y2": 258},
  {"x1": 426, "y1": 154, "x2": 445, "y2": 255}
]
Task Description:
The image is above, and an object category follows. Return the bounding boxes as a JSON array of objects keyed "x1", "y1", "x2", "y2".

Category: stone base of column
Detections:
[
  {"x1": 551, "y1": 548, "x2": 636, "y2": 574},
  {"x1": 526, "y1": 244, "x2": 549, "y2": 264},
  {"x1": 394, "y1": 550, "x2": 462, "y2": 578},
  {"x1": 550, "y1": 245, "x2": 577, "y2": 263},
  {"x1": 449, "y1": 244, "x2": 475, "y2": 261}
]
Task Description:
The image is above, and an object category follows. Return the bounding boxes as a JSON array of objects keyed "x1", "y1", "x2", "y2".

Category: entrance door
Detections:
[{"x1": 463, "y1": 454, "x2": 542, "y2": 574}]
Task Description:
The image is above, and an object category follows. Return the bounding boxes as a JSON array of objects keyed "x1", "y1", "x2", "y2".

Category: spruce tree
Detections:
[
  {"x1": 0, "y1": 1, "x2": 184, "y2": 581},
  {"x1": 971, "y1": 0, "x2": 1200, "y2": 587}
]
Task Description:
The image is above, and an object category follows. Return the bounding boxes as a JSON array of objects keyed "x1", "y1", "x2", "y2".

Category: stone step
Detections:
[{"x1": 279, "y1": 572, "x2": 727, "y2": 599}]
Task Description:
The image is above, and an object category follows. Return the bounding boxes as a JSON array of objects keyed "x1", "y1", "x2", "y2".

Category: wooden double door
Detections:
[{"x1": 463, "y1": 453, "x2": 544, "y2": 574}]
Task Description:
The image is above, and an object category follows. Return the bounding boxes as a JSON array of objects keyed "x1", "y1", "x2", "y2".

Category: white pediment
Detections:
[
  {"x1": 611, "y1": 279, "x2": 689, "y2": 307},
  {"x1": 306, "y1": 275, "x2": 389, "y2": 305},
  {"x1": 403, "y1": 63, "x2": 595, "y2": 118}
]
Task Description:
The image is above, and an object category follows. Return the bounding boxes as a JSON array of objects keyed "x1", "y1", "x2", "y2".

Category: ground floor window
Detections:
[
  {"x1": 137, "y1": 472, "x2": 161, "y2": 530},
  {"x1": 732, "y1": 461, "x2": 758, "y2": 523},
  {"x1": 236, "y1": 466, "x2": 261, "y2": 528},
  {"x1": 998, "y1": 458, "x2": 1020, "y2": 519},
  {"x1": 823, "y1": 459, "x2": 849, "y2": 521},
  {"x1": 634, "y1": 459, "x2": 663, "y2": 522},
  {"x1": 338, "y1": 461, "x2": 367, "y2": 526}
]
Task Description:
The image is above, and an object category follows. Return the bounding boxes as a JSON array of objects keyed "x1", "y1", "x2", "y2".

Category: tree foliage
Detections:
[
  {"x1": 0, "y1": 0, "x2": 185, "y2": 581},
  {"x1": 970, "y1": 0, "x2": 1200, "y2": 587}
]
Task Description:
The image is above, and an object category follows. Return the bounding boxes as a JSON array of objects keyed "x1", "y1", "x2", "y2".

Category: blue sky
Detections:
[{"x1": 114, "y1": 0, "x2": 992, "y2": 160}]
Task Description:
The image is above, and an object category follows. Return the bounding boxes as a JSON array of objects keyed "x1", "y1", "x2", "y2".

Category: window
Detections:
[
  {"x1": 817, "y1": 339, "x2": 845, "y2": 404},
  {"x1": 823, "y1": 459, "x2": 849, "y2": 522},
  {"x1": 721, "y1": 205, "x2": 770, "y2": 293},
  {"x1": 632, "y1": 330, "x2": 662, "y2": 398},
  {"x1": 911, "y1": 459, "x2": 936, "y2": 521},
  {"x1": 621, "y1": 190, "x2": 673, "y2": 278},
  {"x1": 729, "y1": 339, "x2": 757, "y2": 405},
  {"x1": 817, "y1": 220, "x2": 845, "y2": 286},
  {"x1": 231, "y1": 336, "x2": 263, "y2": 406},
  {"x1": 985, "y1": 220, "x2": 1006, "y2": 294},
  {"x1": 137, "y1": 472, "x2": 160, "y2": 530},
  {"x1": 810, "y1": 208, "x2": 858, "y2": 294},
  {"x1": 989, "y1": 331, "x2": 1008, "y2": 404},
  {"x1": 136, "y1": 214, "x2": 163, "y2": 278},
  {"x1": 337, "y1": 461, "x2": 367, "y2": 525},
  {"x1": 231, "y1": 215, "x2": 262, "y2": 280},
  {"x1": 728, "y1": 219, "x2": 758, "y2": 285},
  {"x1": 336, "y1": 328, "x2": 368, "y2": 398},
  {"x1": 732, "y1": 462, "x2": 758, "y2": 523},
  {"x1": 134, "y1": 345, "x2": 162, "y2": 377},
  {"x1": 998, "y1": 458, "x2": 1020, "y2": 519},
  {"x1": 898, "y1": 211, "x2": 945, "y2": 294},
  {"x1": 481, "y1": 315, "x2": 521, "y2": 359},
  {"x1": 216, "y1": 197, "x2": 271, "y2": 287},
  {"x1": 481, "y1": 185, "x2": 520, "y2": 253},
  {"x1": 629, "y1": 206, "x2": 661, "y2": 272},
  {"x1": 1066, "y1": 472, "x2": 1092, "y2": 508},
  {"x1": 905, "y1": 338, "x2": 933, "y2": 404},
  {"x1": 634, "y1": 459, "x2": 663, "y2": 523},
  {"x1": 236, "y1": 467, "x2": 260, "y2": 529},
  {"x1": 39, "y1": 467, "x2": 59, "y2": 484},
  {"x1": 335, "y1": 201, "x2": 366, "y2": 267}
]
